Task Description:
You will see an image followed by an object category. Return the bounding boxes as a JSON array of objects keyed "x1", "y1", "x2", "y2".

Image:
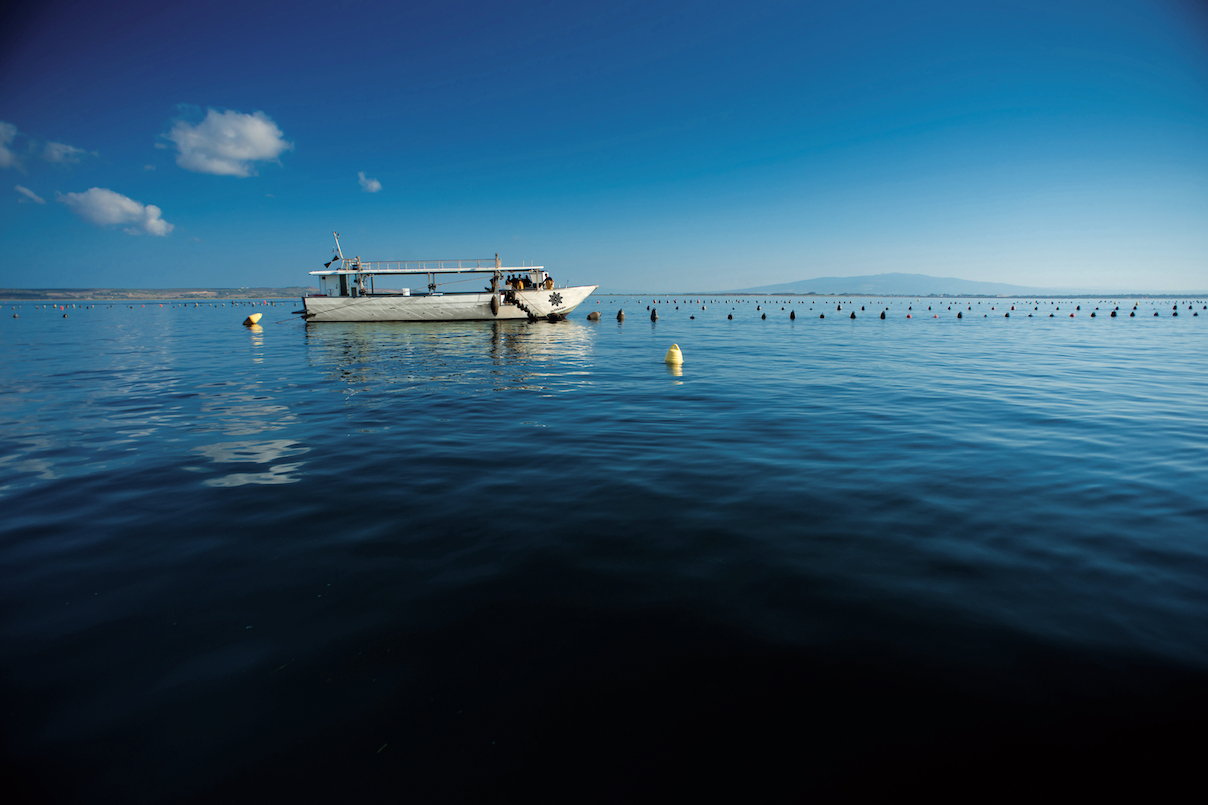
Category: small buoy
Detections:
[
  {"x1": 850, "y1": 312, "x2": 856, "y2": 319},
  {"x1": 727, "y1": 313, "x2": 732, "y2": 319},
  {"x1": 819, "y1": 314, "x2": 824, "y2": 318},
  {"x1": 906, "y1": 314, "x2": 912, "y2": 318},
  {"x1": 879, "y1": 311, "x2": 885, "y2": 319},
  {"x1": 957, "y1": 311, "x2": 962, "y2": 318},
  {"x1": 617, "y1": 309, "x2": 625, "y2": 321},
  {"x1": 63, "y1": 313, "x2": 68, "y2": 318},
  {"x1": 650, "y1": 309, "x2": 658, "y2": 321},
  {"x1": 1090, "y1": 311, "x2": 1095, "y2": 317},
  {"x1": 1110, "y1": 310, "x2": 1116, "y2": 317},
  {"x1": 1004, "y1": 313, "x2": 1009, "y2": 317},
  {"x1": 1130, "y1": 311, "x2": 1135, "y2": 317},
  {"x1": 244, "y1": 313, "x2": 262, "y2": 326},
  {"x1": 664, "y1": 344, "x2": 683, "y2": 365},
  {"x1": 762, "y1": 313, "x2": 767, "y2": 319},
  {"x1": 790, "y1": 310, "x2": 796, "y2": 320},
  {"x1": 690, "y1": 315, "x2": 695, "y2": 319},
  {"x1": 586, "y1": 310, "x2": 600, "y2": 321}
]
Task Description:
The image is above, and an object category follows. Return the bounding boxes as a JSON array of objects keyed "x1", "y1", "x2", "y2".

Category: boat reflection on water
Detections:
[{"x1": 303, "y1": 318, "x2": 598, "y2": 394}]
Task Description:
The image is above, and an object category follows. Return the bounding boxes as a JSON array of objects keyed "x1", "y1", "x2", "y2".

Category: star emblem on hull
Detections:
[{"x1": 549, "y1": 292, "x2": 563, "y2": 307}]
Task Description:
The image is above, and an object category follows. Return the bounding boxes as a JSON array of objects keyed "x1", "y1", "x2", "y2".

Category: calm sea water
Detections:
[{"x1": 2, "y1": 295, "x2": 1207, "y2": 801}]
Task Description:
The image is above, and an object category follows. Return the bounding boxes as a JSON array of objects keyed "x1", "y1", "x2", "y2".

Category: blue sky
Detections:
[{"x1": 2, "y1": 0, "x2": 1206, "y2": 291}]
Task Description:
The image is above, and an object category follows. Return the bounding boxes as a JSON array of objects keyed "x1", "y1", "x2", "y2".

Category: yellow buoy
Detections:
[
  {"x1": 664, "y1": 343, "x2": 683, "y2": 364},
  {"x1": 243, "y1": 312, "x2": 262, "y2": 326}
]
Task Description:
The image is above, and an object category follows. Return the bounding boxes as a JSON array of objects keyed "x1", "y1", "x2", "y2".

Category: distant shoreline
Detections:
[
  {"x1": 0, "y1": 287, "x2": 317, "y2": 301},
  {"x1": 2, "y1": 288, "x2": 1202, "y2": 301}
]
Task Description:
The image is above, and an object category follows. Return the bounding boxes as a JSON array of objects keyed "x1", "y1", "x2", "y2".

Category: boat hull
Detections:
[{"x1": 302, "y1": 285, "x2": 598, "y2": 322}]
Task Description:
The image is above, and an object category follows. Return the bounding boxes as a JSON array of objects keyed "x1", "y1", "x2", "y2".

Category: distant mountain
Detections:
[{"x1": 728, "y1": 273, "x2": 1066, "y2": 296}]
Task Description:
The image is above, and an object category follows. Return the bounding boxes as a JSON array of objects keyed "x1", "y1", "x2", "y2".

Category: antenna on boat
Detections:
[{"x1": 332, "y1": 231, "x2": 344, "y2": 261}]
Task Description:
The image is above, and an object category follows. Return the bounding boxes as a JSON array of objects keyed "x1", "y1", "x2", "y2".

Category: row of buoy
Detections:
[
  {"x1": 648, "y1": 299, "x2": 1207, "y2": 366},
  {"x1": 599, "y1": 306, "x2": 1200, "y2": 322},
  {"x1": 603, "y1": 297, "x2": 1207, "y2": 315}
]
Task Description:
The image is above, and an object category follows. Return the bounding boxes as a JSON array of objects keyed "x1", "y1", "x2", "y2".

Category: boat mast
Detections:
[{"x1": 332, "y1": 232, "x2": 345, "y2": 261}]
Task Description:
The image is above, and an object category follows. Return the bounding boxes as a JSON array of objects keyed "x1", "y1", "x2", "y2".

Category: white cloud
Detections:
[
  {"x1": 358, "y1": 171, "x2": 382, "y2": 193},
  {"x1": 43, "y1": 142, "x2": 87, "y2": 164},
  {"x1": 166, "y1": 109, "x2": 292, "y2": 177},
  {"x1": 15, "y1": 185, "x2": 45, "y2": 204},
  {"x1": 0, "y1": 121, "x2": 22, "y2": 170},
  {"x1": 57, "y1": 187, "x2": 174, "y2": 236},
  {"x1": 144, "y1": 164, "x2": 156, "y2": 171}
]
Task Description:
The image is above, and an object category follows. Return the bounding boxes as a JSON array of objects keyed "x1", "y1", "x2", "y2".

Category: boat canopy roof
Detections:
[{"x1": 310, "y1": 261, "x2": 543, "y2": 277}]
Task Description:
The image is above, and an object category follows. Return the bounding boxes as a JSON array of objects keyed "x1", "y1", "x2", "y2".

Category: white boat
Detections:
[{"x1": 300, "y1": 233, "x2": 597, "y2": 322}]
